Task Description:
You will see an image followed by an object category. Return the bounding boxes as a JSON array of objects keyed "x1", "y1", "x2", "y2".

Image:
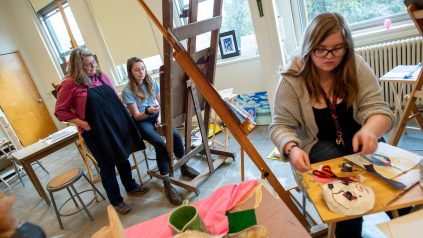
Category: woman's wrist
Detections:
[
  {"x1": 285, "y1": 143, "x2": 298, "y2": 158},
  {"x1": 144, "y1": 106, "x2": 153, "y2": 115}
]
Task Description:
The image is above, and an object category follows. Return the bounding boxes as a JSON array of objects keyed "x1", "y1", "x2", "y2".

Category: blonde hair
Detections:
[
  {"x1": 283, "y1": 12, "x2": 358, "y2": 106},
  {"x1": 126, "y1": 57, "x2": 155, "y2": 101},
  {"x1": 68, "y1": 48, "x2": 101, "y2": 87}
]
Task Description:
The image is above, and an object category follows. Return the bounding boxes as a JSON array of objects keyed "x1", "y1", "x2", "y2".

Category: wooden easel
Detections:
[
  {"x1": 136, "y1": 0, "x2": 309, "y2": 229},
  {"x1": 145, "y1": 0, "x2": 236, "y2": 194},
  {"x1": 389, "y1": 3, "x2": 423, "y2": 145}
]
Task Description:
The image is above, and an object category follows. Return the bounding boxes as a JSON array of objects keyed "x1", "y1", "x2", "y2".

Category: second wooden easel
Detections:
[
  {"x1": 146, "y1": 0, "x2": 236, "y2": 194},
  {"x1": 389, "y1": 2, "x2": 423, "y2": 145}
]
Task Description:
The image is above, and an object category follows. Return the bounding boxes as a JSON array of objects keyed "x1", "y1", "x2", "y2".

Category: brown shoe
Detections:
[
  {"x1": 163, "y1": 177, "x2": 183, "y2": 205},
  {"x1": 127, "y1": 184, "x2": 149, "y2": 197},
  {"x1": 114, "y1": 202, "x2": 131, "y2": 215},
  {"x1": 180, "y1": 165, "x2": 200, "y2": 179}
]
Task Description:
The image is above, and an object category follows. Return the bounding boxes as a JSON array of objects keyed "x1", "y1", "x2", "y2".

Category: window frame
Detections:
[
  {"x1": 37, "y1": 0, "x2": 85, "y2": 65},
  {"x1": 284, "y1": 0, "x2": 418, "y2": 53}
]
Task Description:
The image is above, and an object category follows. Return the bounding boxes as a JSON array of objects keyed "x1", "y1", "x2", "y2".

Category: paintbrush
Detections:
[{"x1": 385, "y1": 181, "x2": 420, "y2": 206}]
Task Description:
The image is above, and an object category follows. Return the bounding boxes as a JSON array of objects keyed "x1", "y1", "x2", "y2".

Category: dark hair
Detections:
[
  {"x1": 126, "y1": 57, "x2": 155, "y2": 101},
  {"x1": 283, "y1": 12, "x2": 358, "y2": 106}
]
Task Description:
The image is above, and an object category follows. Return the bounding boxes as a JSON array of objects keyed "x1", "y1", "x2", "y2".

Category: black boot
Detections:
[
  {"x1": 163, "y1": 177, "x2": 183, "y2": 205},
  {"x1": 180, "y1": 165, "x2": 200, "y2": 179}
]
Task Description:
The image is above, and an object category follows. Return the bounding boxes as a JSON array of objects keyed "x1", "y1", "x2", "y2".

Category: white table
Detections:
[
  {"x1": 11, "y1": 126, "x2": 78, "y2": 205},
  {"x1": 380, "y1": 67, "x2": 420, "y2": 136}
]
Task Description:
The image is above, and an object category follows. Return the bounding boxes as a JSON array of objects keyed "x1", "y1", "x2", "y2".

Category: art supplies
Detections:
[
  {"x1": 386, "y1": 181, "x2": 420, "y2": 206},
  {"x1": 312, "y1": 165, "x2": 356, "y2": 183},
  {"x1": 344, "y1": 142, "x2": 422, "y2": 180}
]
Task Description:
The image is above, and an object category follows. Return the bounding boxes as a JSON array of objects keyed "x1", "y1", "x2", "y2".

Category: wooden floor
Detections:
[{"x1": 1, "y1": 125, "x2": 422, "y2": 238}]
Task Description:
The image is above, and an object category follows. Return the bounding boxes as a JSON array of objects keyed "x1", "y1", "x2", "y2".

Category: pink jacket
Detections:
[
  {"x1": 54, "y1": 74, "x2": 114, "y2": 124},
  {"x1": 124, "y1": 180, "x2": 258, "y2": 238}
]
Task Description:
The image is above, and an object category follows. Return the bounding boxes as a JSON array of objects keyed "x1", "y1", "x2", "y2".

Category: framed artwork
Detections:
[{"x1": 218, "y1": 30, "x2": 240, "y2": 59}]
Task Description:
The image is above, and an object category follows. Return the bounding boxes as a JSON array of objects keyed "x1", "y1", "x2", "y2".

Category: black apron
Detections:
[{"x1": 83, "y1": 76, "x2": 145, "y2": 165}]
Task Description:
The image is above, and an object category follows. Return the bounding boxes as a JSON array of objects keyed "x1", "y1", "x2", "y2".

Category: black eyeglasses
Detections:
[
  {"x1": 83, "y1": 61, "x2": 97, "y2": 68},
  {"x1": 313, "y1": 47, "x2": 348, "y2": 58}
]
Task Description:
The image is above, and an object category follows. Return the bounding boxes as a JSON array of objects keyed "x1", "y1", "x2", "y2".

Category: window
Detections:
[
  {"x1": 279, "y1": 0, "x2": 415, "y2": 55},
  {"x1": 37, "y1": 1, "x2": 85, "y2": 64},
  {"x1": 298, "y1": 0, "x2": 407, "y2": 32},
  {"x1": 115, "y1": 55, "x2": 163, "y2": 85},
  {"x1": 174, "y1": 0, "x2": 258, "y2": 59}
]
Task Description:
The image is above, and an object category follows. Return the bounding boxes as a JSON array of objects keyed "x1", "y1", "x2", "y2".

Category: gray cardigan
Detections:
[{"x1": 269, "y1": 55, "x2": 394, "y2": 160}]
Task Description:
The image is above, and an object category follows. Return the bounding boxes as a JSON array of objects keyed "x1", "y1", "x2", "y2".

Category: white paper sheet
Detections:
[{"x1": 377, "y1": 209, "x2": 423, "y2": 238}]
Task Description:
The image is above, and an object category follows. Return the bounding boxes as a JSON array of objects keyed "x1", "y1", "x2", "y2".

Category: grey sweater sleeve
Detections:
[
  {"x1": 269, "y1": 78, "x2": 302, "y2": 160},
  {"x1": 354, "y1": 57, "x2": 395, "y2": 130}
]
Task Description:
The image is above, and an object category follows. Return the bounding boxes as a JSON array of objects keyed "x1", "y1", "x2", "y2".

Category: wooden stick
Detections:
[
  {"x1": 386, "y1": 181, "x2": 420, "y2": 206},
  {"x1": 136, "y1": 0, "x2": 309, "y2": 229}
]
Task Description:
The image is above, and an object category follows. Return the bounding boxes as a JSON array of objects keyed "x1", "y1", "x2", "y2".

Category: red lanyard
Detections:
[{"x1": 323, "y1": 93, "x2": 345, "y2": 147}]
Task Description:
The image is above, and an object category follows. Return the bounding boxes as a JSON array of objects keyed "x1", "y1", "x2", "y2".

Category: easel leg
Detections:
[{"x1": 328, "y1": 222, "x2": 336, "y2": 238}]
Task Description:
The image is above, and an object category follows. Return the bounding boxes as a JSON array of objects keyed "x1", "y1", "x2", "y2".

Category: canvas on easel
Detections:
[{"x1": 144, "y1": 0, "x2": 236, "y2": 194}]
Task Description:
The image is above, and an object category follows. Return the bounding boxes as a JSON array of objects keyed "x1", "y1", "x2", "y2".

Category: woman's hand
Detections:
[
  {"x1": 289, "y1": 147, "x2": 312, "y2": 172},
  {"x1": 352, "y1": 114, "x2": 391, "y2": 155},
  {"x1": 149, "y1": 104, "x2": 160, "y2": 114},
  {"x1": 69, "y1": 118, "x2": 91, "y2": 131},
  {"x1": 0, "y1": 192, "x2": 18, "y2": 236},
  {"x1": 155, "y1": 117, "x2": 161, "y2": 127},
  {"x1": 352, "y1": 127, "x2": 378, "y2": 155},
  {"x1": 79, "y1": 120, "x2": 91, "y2": 131}
]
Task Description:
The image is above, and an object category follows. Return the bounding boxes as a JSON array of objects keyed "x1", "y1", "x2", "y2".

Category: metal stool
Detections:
[{"x1": 46, "y1": 168, "x2": 105, "y2": 229}]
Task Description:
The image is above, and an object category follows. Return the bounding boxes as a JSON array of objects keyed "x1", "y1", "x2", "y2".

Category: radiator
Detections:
[{"x1": 356, "y1": 37, "x2": 423, "y2": 107}]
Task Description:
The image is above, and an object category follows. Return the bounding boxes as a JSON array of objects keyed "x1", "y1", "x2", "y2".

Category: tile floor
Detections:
[{"x1": 1, "y1": 125, "x2": 422, "y2": 238}]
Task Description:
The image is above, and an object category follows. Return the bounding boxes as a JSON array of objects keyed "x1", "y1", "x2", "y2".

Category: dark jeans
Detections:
[
  {"x1": 11, "y1": 222, "x2": 46, "y2": 238},
  {"x1": 134, "y1": 115, "x2": 184, "y2": 175},
  {"x1": 83, "y1": 132, "x2": 138, "y2": 206}
]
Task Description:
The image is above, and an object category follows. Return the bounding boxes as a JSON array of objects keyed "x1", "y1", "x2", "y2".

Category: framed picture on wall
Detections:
[{"x1": 218, "y1": 30, "x2": 240, "y2": 59}]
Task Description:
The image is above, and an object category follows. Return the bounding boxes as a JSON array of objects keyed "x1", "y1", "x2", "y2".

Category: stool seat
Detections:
[
  {"x1": 46, "y1": 168, "x2": 105, "y2": 229},
  {"x1": 47, "y1": 168, "x2": 82, "y2": 190}
]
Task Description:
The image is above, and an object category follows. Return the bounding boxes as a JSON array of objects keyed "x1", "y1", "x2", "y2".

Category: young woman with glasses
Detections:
[{"x1": 270, "y1": 13, "x2": 394, "y2": 237}]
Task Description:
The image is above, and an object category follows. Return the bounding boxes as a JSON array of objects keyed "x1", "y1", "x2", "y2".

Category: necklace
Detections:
[{"x1": 323, "y1": 92, "x2": 345, "y2": 147}]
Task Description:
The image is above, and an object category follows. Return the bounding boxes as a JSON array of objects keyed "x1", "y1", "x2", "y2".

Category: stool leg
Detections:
[
  {"x1": 12, "y1": 160, "x2": 25, "y2": 187},
  {"x1": 142, "y1": 150, "x2": 150, "y2": 170},
  {"x1": 49, "y1": 191, "x2": 64, "y2": 229},
  {"x1": 70, "y1": 184, "x2": 94, "y2": 221},
  {"x1": 82, "y1": 173, "x2": 105, "y2": 201},
  {"x1": 36, "y1": 160, "x2": 49, "y2": 174},
  {"x1": 142, "y1": 150, "x2": 152, "y2": 179},
  {"x1": 66, "y1": 187, "x2": 80, "y2": 208}
]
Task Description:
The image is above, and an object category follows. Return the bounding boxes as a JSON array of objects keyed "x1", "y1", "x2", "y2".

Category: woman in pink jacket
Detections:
[{"x1": 55, "y1": 48, "x2": 148, "y2": 215}]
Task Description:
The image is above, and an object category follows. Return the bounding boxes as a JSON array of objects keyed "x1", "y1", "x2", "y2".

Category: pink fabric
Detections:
[
  {"x1": 54, "y1": 74, "x2": 114, "y2": 132},
  {"x1": 124, "y1": 179, "x2": 258, "y2": 238}
]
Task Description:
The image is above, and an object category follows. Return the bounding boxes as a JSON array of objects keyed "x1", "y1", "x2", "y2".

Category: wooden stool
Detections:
[{"x1": 46, "y1": 168, "x2": 105, "y2": 229}]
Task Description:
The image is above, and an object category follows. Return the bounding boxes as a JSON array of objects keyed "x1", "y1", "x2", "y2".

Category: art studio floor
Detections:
[{"x1": 1, "y1": 125, "x2": 422, "y2": 238}]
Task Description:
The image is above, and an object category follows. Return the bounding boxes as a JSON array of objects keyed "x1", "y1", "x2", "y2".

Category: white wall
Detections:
[
  {"x1": 0, "y1": 0, "x2": 266, "y2": 127},
  {"x1": 0, "y1": 3, "x2": 17, "y2": 53},
  {"x1": 215, "y1": 57, "x2": 264, "y2": 94}
]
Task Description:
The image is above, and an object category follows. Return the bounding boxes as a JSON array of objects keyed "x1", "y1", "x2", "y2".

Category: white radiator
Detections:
[{"x1": 356, "y1": 37, "x2": 423, "y2": 107}]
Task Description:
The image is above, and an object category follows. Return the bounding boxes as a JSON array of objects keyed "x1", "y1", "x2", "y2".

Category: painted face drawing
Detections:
[{"x1": 322, "y1": 181, "x2": 375, "y2": 215}]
